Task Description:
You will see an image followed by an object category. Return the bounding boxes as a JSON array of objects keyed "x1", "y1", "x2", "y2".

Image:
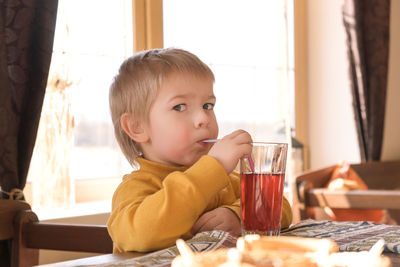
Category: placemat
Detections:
[
  {"x1": 90, "y1": 230, "x2": 235, "y2": 267},
  {"x1": 90, "y1": 219, "x2": 400, "y2": 266},
  {"x1": 281, "y1": 219, "x2": 400, "y2": 253}
]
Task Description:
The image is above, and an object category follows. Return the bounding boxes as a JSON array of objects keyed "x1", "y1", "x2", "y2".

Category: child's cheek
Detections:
[{"x1": 176, "y1": 127, "x2": 192, "y2": 144}]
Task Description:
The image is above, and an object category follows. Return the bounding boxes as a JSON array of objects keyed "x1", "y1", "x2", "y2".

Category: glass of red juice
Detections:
[{"x1": 240, "y1": 142, "x2": 288, "y2": 236}]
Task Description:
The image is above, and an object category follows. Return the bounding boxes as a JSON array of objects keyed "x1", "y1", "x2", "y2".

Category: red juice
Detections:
[{"x1": 240, "y1": 172, "x2": 285, "y2": 235}]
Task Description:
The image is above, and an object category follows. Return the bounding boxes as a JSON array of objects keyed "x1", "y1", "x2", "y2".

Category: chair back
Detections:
[
  {"x1": 1, "y1": 200, "x2": 113, "y2": 267},
  {"x1": 295, "y1": 161, "x2": 400, "y2": 223},
  {"x1": 351, "y1": 161, "x2": 400, "y2": 189},
  {"x1": 0, "y1": 200, "x2": 31, "y2": 240},
  {"x1": 0, "y1": 200, "x2": 34, "y2": 267}
]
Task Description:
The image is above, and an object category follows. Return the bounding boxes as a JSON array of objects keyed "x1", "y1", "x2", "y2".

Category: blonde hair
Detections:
[{"x1": 109, "y1": 48, "x2": 215, "y2": 166}]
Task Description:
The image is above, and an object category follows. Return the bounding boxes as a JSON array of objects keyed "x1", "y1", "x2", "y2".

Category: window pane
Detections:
[
  {"x1": 29, "y1": 0, "x2": 133, "y2": 189},
  {"x1": 163, "y1": 0, "x2": 294, "y2": 142},
  {"x1": 54, "y1": 0, "x2": 133, "y2": 180}
]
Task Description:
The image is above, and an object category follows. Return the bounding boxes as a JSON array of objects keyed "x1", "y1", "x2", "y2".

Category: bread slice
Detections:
[{"x1": 172, "y1": 235, "x2": 391, "y2": 267}]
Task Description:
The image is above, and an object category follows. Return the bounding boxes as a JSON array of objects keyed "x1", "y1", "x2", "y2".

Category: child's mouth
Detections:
[{"x1": 198, "y1": 140, "x2": 212, "y2": 146}]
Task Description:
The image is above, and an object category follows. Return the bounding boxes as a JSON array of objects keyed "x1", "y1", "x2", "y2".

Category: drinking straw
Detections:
[
  {"x1": 247, "y1": 154, "x2": 255, "y2": 172},
  {"x1": 201, "y1": 139, "x2": 255, "y2": 172}
]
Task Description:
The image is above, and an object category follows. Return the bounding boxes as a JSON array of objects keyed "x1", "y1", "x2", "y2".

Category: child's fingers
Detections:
[
  {"x1": 233, "y1": 131, "x2": 253, "y2": 145},
  {"x1": 223, "y1": 129, "x2": 249, "y2": 141},
  {"x1": 191, "y1": 211, "x2": 215, "y2": 234},
  {"x1": 223, "y1": 130, "x2": 253, "y2": 145},
  {"x1": 197, "y1": 220, "x2": 224, "y2": 233},
  {"x1": 191, "y1": 218, "x2": 205, "y2": 234},
  {"x1": 237, "y1": 142, "x2": 253, "y2": 157}
]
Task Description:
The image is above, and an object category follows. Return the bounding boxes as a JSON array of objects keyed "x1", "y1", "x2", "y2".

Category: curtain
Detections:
[
  {"x1": 0, "y1": 1, "x2": 58, "y2": 266},
  {"x1": 342, "y1": 0, "x2": 391, "y2": 161}
]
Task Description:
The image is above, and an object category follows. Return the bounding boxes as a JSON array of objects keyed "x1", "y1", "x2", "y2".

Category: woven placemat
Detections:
[
  {"x1": 282, "y1": 219, "x2": 400, "y2": 253},
  {"x1": 91, "y1": 219, "x2": 400, "y2": 266},
  {"x1": 91, "y1": 230, "x2": 235, "y2": 267}
]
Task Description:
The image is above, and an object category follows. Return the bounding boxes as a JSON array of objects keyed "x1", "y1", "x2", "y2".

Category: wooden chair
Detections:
[
  {"x1": 0, "y1": 200, "x2": 113, "y2": 267},
  {"x1": 0, "y1": 200, "x2": 31, "y2": 267},
  {"x1": 0, "y1": 200, "x2": 31, "y2": 242},
  {"x1": 295, "y1": 160, "x2": 400, "y2": 223}
]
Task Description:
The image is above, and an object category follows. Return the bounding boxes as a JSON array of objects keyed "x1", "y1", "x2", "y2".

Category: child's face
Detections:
[{"x1": 141, "y1": 72, "x2": 218, "y2": 166}]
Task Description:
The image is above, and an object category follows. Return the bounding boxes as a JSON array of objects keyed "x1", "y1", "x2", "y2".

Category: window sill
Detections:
[
  {"x1": 23, "y1": 177, "x2": 120, "y2": 221},
  {"x1": 34, "y1": 200, "x2": 111, "y2": 222}
]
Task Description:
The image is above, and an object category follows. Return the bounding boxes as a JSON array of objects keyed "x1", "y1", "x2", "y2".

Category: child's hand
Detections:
[
  {"x1": 191, "y1": 207, "x2": 241, "y2": 237},
  {"x1": 208, "y1": 130, "x2": 252, "y2": 174}
]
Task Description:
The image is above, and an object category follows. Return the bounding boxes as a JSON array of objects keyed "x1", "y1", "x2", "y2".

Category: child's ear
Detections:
[{"x1": 120, "y1": 113, "x2": 149, "y2": 143}]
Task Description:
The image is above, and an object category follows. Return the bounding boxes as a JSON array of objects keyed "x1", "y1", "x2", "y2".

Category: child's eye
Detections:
[
  {"x1": 173, "y1": 104, "x2": 186, "y2": 111},
  {"x1": 203, "y1": 103, "x2": 215, "y2": 110}
]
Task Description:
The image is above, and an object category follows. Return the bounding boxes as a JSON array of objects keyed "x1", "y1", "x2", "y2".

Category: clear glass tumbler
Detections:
[{"x1": 240, "y1": 142, "x2": 288, "y2": 236}]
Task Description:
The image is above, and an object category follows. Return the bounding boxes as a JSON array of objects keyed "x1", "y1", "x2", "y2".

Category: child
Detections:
[{"x1": 107, "y1": 48, "x2": 293, "y2": 253}]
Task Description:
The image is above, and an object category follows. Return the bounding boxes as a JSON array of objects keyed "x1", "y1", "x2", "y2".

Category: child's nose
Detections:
[{"x1": 194, "y1": 110, "x2": 210, "y2": 128}]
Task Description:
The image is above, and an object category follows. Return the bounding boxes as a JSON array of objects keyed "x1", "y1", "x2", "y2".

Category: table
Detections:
[{"x1": 37, "y1": 219, "x2": 400, "y2": 267}]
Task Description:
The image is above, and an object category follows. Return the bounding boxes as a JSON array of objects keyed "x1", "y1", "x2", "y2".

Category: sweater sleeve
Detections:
[
  {"x1": 107, "y1": 156, "x2": 229, "y2": 253},
  {"x1": 220, "y1": 172, "x2": 241, "y2": 217}
]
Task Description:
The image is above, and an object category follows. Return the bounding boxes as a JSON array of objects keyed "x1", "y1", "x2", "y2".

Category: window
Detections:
[
  {"x1": 27, "y1": 0, "x2": 300, "y2": 216},
  {"x1": 27, "y1": 0, "x2": 133, "y2": 214},
  {"x1": 164, "y1": 0, "x2": 294, "y2": 141},
  {"x1": 163, "y1": 0, "x2": 296, "y2": 181}
]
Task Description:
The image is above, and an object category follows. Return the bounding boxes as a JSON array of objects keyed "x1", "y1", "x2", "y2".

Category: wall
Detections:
[
  {"x1": 307, "y1": 0, "x2": 360, "y2": 169},
  {"x1": 307, "y1": 0, "x2": 400, "y2": 169},
  {"x1": 381, "y1": 0, "x2": 400, "y2": 160}
]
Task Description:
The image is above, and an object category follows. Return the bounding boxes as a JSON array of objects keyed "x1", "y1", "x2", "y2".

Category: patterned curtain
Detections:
[
  {"x1": 0, "y1": 1, "x2": 58, "y2": 266},
  {"x1": 342, "y1": 0, "x2": 391, "y2": 161}
]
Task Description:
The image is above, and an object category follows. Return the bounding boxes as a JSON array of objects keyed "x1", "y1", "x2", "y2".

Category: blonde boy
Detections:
[{"x1": 107, "y1": 48, "x2": 292, "y2": 253}]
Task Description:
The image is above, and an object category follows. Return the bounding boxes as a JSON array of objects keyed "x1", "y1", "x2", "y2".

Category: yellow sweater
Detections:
[{"x1": 107, "y1": 155, "x2": 292, "y2": 253}]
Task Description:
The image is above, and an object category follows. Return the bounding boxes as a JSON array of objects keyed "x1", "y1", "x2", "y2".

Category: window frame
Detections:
[
  {"x1": 294, "y1": 0, "x2": 309, "y2": 170},
  {"x1": 25, "y1": 0, "x2": 308, "y2": 213}
]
